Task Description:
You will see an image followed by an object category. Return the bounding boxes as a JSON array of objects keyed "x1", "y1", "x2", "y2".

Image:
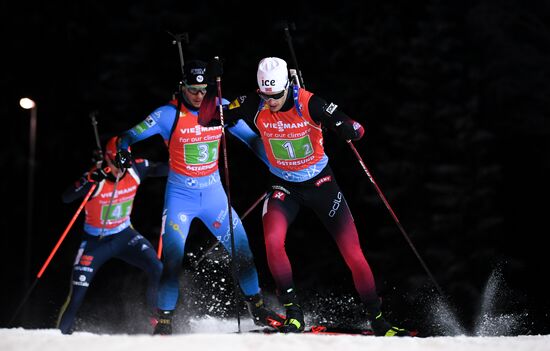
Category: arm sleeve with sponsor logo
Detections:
[
  {"x1": 197, "y1": 86, "x2": 221, "y2": 127},
  {"x1": 118, "y1": 105, "x2": 176, "y2": 149},
  {"x1": 198, "y1": 89, "x2": 259, "y2": 127},
  {"x1": 308, "y1": 95, "x2": 365, "y2": 141}
]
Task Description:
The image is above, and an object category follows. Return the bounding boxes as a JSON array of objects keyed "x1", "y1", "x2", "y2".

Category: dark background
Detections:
[{"x1": 2, "y1": 0, "x2": 550, "y2": 336}]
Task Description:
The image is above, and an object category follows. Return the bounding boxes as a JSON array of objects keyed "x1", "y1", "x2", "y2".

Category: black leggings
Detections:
[
  {"x1": 57, "y1": 227, "x2": 162, "y2": 334},
  {"x1": 262, "y1": 165, "x2": 379, "y2": 304}
]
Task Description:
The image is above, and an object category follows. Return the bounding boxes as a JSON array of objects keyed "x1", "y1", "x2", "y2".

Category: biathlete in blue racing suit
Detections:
[{"x1": 116, "y1": 60, "x2": 284, "y2": 335}]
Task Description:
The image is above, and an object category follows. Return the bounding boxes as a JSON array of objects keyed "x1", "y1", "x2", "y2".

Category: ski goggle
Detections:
[
  {"x1": 185, "y1": 84, "x2": 207, "y2": 95},
  {"x1": 257, "y1": 89, "x2": 286, "y2": 101}
]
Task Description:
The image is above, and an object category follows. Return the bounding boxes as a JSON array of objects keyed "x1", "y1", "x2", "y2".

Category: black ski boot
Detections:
[
  {"x1": 279, "y1": 288, "x2": 305, "y2": 333},
  {"x1": 245, "y1": 294, "x2": 285, "y2": 329},
  {"x1": 153, "y1": 309, "x2": 173, "y2": 335},
  {"x1": 365, "y1": 301, "x2": 415, "y2": 336}
]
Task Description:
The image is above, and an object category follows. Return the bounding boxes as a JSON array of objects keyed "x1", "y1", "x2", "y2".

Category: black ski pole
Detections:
[
  {"x1": 167, "y1": 31, "x2": 189, "y2": 79},
  {"x1": 155, "y1": 31, "x2": 190, "y2": 258},
  {"x1": 167, "y1": 31, "x2": 189, "y2": 141},
  {"x1": 89, "y1": 113, "x2": 121, "y2": 236},
  {"x1": 283, "y1": 23, "x2": 446, "y2": 298},
  {"x1": 283, "y1": 22, "x2": 305, "y2": 89},
  {"x1": 214, "y1": 56, "x2": 242, "y2": 333},
  {"x1": 99, "y1": 171, "x2": 121, "y2": 235},
  {"x1": 90, "y1": 111, "x2": 103, "y2": 168},
  {"x1": 346, "y1": 141, "x2": 445, "y2": 297},
  {"x1": 192, "y1": 191, "x2": 268, "y2": 269}
]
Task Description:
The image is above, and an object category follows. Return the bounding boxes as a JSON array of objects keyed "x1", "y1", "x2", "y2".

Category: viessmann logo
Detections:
[
  {"x1": 180, "y1": 125, "x2": 222, "y2": 136},
  {"x1": 100, "y1": 186, "x2": 137, "y2": 198},
  {"x1": 263, "y1": 121, "x2": 308, "y2": 132}
]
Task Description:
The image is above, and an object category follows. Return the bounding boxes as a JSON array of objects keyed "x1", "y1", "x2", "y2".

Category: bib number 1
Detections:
[{"x1": 270, "y1": 135, "x2": 313, "y2": 160}]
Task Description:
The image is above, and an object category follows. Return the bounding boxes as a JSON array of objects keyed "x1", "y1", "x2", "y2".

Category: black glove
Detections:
[
  {"x1": 336, "y1": 121, "x2": 365, "y2": 141},
  {"x1": 206, "y1": 57, "x2": 224, "y2": 84},
  {"x1": 88, "y1": 167, "x2": 109, "y2": 182},
  {"x1": 115, "y1": 149, "x2": 133, "y2": 169}
]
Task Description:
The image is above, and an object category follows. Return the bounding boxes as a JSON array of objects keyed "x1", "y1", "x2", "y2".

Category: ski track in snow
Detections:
[{"x1": 2, "y1": 317, "x2": 549, "y2": 351}]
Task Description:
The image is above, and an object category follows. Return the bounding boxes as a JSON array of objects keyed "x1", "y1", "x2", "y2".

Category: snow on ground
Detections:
[
  {"x1": 2, "y1": 317, "x2": 549, "y2": 351},
  {"x1": 5, "y1": 267, "x2": 546, "y2": 350}
]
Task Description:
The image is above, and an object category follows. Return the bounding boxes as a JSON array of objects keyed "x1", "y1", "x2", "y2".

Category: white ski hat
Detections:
[{"x1": 257, "y1": 57, "x2": 289, "y2": 93}]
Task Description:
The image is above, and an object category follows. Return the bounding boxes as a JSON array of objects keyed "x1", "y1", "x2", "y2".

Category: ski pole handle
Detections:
[
  {"x1": 90, "y1": 112, "x2": 103, "y2": 168},
  {"x1": 284, "y1": 23, "x2": 305, "y2": 89},
  {"x1": 289, "y1": 69, "x2": 301, "y2": 88},
  {"x1": 167, "y1": 31, "x2": 189, "y2": 82}
]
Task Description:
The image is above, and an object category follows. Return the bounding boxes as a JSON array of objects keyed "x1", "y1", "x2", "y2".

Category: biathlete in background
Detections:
[{"x1": 57, "y1": 137, "x2": 167, "y2": 334}]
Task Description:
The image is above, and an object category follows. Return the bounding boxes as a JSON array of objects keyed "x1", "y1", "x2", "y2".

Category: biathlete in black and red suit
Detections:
[{"x1": 199, "y1": 57, "x2": 414, "y2": 336}]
